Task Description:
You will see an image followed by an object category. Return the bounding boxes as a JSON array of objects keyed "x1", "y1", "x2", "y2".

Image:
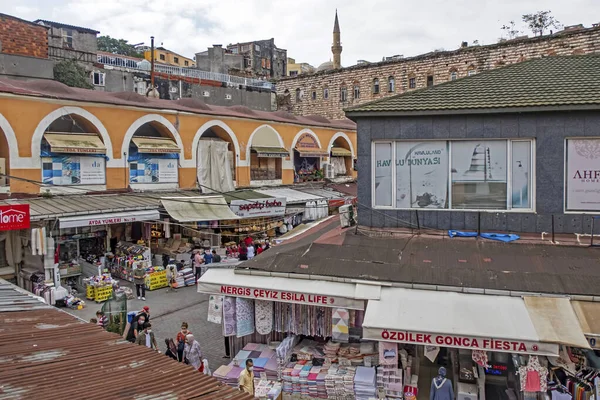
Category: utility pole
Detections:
[{"x1": 150, "y1": 36, "x2": 155, "y2": 89}]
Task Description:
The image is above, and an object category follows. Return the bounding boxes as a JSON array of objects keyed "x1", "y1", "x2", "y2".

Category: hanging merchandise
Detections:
[
  {"x1": 331, "y1": 308, "x2": 350, "y2": 342},
  {"x1": 255, "y1": 300, "x2": 274, "y2": 335},
  {"x1": 273, "y1": 302, "x2": 332, "y2": 337},
  {"x1": 425, "y1": 346, "x2": 441, "y2": 363},
  {"x1": 472, "y1": 349, "x2": 490, "y2": 368},
  {"x1": 379, "y1": 342, "x2": 398, "y2": 366},
  {"x1": 208, "y1": 295, "x2": 223, "y2": 324},
  {"x1": 236, "y1": 297, "x2": 255, "y2": 338},
  {"x1": 222, "y1": 296, "x2": 237, "y2": 337},
  {"x1": 518, "y1": 355, "x2": 548, "y2": 393}
]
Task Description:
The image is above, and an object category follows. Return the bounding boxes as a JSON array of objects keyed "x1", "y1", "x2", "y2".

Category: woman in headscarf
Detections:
[
  {"x1": 183, "y1": 333, "x2": 204, "y2": 372},
  {"x1": 430, "y1": 366, "x2": 454, "y2": 400}
]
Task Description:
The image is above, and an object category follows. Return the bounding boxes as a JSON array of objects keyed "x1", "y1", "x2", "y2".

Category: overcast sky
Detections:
[{"x1": 3, "y1": 0, "x2": 599, "y2": 68}]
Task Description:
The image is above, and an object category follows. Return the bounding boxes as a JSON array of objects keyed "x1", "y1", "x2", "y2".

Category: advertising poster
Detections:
[
  {"x1": 566, "y1": 139, "x2": 600, "y2": 211},
  {"x1": 130, "y1": 158, "x2": 178, "y2": 184},
  {"x1": 395, "y1": 141, "x2": 448, "y2": 209},
  {"x1": 42, "y1": 156, "x2": 105, "y2": 185},
  {"x1": 511, "y1": 141, "x2": 531, "y2": 209},
  {"x1": 374, "y1": 143, "x2": 392, "y2": 206}
]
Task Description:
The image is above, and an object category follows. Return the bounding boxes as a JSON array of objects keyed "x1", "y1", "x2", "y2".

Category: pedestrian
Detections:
[
  {"x1": 162, "y1": 253, "x2": 170, "y2": 268},
  {"x1": 193, "y1": 250, "x2": 204, "y2": 280},
  {"x1": 164, "y1": 338, "x2": 178, "y2": 360},
  {"x1": 96, "y1": 310, "x2": 108, "y2": 329},
  {"x1": 256, "y1": 242, "x2": 263, "y2": 256},
  {"x1": 133, "y1": 262, "x2": 147, "y2": 300},
  {"x1": 247, "y1": 241, "x2": 255, "y2": 259},
  {"x1": 264, "y1": 241, "x2": 271, "y2": 251},
  {"x1": 176, "y1": 322, "x2": 191, "y2": 362},
  {"x1": 135, "y1": 322, "x2": 159, "y2": 351},
  {"x1": 244, "y1": 236, "x2": 253, "y2": 247},
  {"x1": 166, "y1": 265, "x2": 178, "y2": 292},
  {"x1": 126, "y1": 313, "x2": 147, "y2": 343},
  {"x1": 203, "y1": 249, "x2": 213, "y2": 264},
  {"x1": 238, "y1": 243, "x2": 248, "y2": 261},
  {"x1": 183, "y1": 333, "x2": 203, "y2": 372},
  {"x1": 212, "y1": 249, "x2": 222, "y2": 263},
  {"x1": 138, "y1": 305, "x2": 150, "y2": 322},
  {"x1": 238, "y1": 359, "x2": 255, "y2": 396}
]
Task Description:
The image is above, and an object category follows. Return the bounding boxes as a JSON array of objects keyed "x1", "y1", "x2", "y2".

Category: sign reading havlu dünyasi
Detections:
[
  {"x1": 0, "y1": 204, "x2": 30, "y2": 231},
  {"x1": 229, "y1": 197, "x2": 287, "y2": 218}
]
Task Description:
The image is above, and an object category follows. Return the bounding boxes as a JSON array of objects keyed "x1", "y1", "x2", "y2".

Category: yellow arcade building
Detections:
[{"x1": 0, "y1": 79, "x2": 356, "y2": 195}]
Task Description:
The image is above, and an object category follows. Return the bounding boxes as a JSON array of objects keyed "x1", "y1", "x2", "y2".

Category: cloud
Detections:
[{"x1": 2, "y1": 0, "x2": 599, "y2": 68}]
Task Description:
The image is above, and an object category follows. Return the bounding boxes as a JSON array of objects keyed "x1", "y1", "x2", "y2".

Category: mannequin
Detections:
[{"x1": 430, "y1": 367, "x2": 454, "y2": 400}]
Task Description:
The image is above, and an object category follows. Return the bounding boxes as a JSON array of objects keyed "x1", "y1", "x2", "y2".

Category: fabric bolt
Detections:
[
  {"x1": 236, "y1": 298, "x2": 255, "y2": 338},
  {"x1": 255, "y1": 300, "x2": 274, "y2": 335},
  {"x1": 222, "y1": 296, "x2": 237, "y2": 337},
  {"x1": 207, "y1": 295, "x2": 223, "y2": 324},
  {"x1": 332, "y1": 308, "x2": 350, "y2": 342}
]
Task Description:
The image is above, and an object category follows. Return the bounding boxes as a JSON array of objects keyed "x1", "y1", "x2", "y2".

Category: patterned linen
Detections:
[
  {"x1": 255, "y1": 300, "x2": 274, "y2": 335},
  {"x1": 208, "y1": 295, "x2": 223, "y2": 324},
  {"x1": 331, "y1": 308, "x2": 349, "y2": 342},
  {"x1": 222, "y1": 296, "x2": 237, "y2": 337},
  {"x1": 236, "y1": 298, "x2": 255, "y2": 337}
]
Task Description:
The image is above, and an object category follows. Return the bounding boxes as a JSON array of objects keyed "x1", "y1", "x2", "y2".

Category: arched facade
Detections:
[
  {"x1": 328, "y1": 132, "x2": 355, "y2": 157},
  {"x1": 191, "y1": 120, "x2": 240, "y2": 166}
]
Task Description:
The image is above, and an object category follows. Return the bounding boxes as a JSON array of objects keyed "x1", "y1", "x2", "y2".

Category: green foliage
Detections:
[
  {"x1": 522, "y1": 11, "x2": 562, "y2": 36},
  {"x1": 98, "y1": 35, "x2": 143, "y2": 58},
  {"x1": 53, "y1": 59, "x2": 94, "y2": 89}
]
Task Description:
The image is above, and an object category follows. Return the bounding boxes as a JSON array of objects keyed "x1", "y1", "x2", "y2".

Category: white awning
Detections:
[
  {"x1": 254, "y1": 188, "x2": 323, "y2": 205},
  {"x1": 362, "y1": 287, "x2": 560, "y2": 356},
  {"x1": 161, "y1": 196, "x2": 239, "y2": 222},
  {"x1": 572, "y1": 301, "x2": 600, "y2": 349},
  {"x1": 197, "y1": 268, "x2": 370, "y2": 310},
  {"x1": 59, "y1": 210, "x2": 159, "y2": 228},
  {"x1": 132, "y1": 136, "x2": 180, "y2": 153}
]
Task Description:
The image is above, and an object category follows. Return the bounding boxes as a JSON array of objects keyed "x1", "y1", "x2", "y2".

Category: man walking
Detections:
[
  {"x1": 135, "y1": 322, "x2": 159, "y2": 351},
  {"x1": 238, "y1": 359, "x2": 255, "y2": 396},
  {"x1": 133, "y1": 262, "x2": 147, "y2": 300}
]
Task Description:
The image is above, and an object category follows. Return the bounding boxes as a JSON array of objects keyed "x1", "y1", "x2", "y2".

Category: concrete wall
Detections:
[
  {"x1": 195, "y1": 46, "x2": 244, "y2": 75},
  {"x1": 189, "y1": 84, "x2": 273, "y2": 111},
  {"x1": 0, "y1": 53, "x2": 54, "y2": 80},
  {"x1": 356, "y1": 111, "x2": 600, "y2": 234},
  {"x1": 45, "y1": 26, "x2": 97, "y2": 64},
  {"x1": 98, "y1": 68, "x2": 135, "y2": 92}
]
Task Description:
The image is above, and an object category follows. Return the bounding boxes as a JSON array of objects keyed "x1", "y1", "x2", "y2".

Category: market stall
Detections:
[{"x1": 84, "y1": 274, "x2": 117, "y2": 303}]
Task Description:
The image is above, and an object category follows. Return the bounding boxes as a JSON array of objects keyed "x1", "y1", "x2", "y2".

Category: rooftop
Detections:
[
  {"x1": 33, "y1": 19, "x2": 99, "y2": 34},
  {"x1": 0, "y1": 279, "x2": 252, "y2": 400},
  {"x1": 0, "y1": 78, "x2": 356, "y2": 130},
  {"x1": 346, "y1": 54, "x2": 600, "y2": 116},
  {"x1": 0, "y1": 13, "x2": 49, "y2": 29}
]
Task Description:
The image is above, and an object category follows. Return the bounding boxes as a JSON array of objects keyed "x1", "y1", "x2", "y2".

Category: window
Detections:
[
  {"x1": 323, "y1": 88, "x2": 329, "y2": 99},
  {"x1": 266, "y1": 60, "x2": 271, "y2": 69},
  {"x1": 160, "y1": 54, "x2": 166, "y2": 61},
  {"x1": 245, "y1": 58, "x2": 253, "y2": 67},
  {"x1": 353, "y1": 85, "x2": 360, "y2": 99},
  {"x1": 409, "y1": 77, "x2": 416, "y2": 89},
  {"x1": 468, "y1": 69, "x2": 476, "y2": 76},
  {"x1": 231, "y1": 48, "x2": 238, "y2": 54},
  {"x1": 311, "y1": 91, "x2": 317, "y2": 100},
  {"x1": 255, "y1": 44, "x2": 261, "y2": 51},
  {"x1": 427, "y1": 75, "x2": 434, "y2": 87},
  {"x1": 373, "y1": 78, "x2": 380, "y2": 94},
  {"x1": 295, "y1": 88, "x2": 302, "y2": 101},
  {"x1": 184, "y1": 60, "x2": 189, "y2": 66},
  {"x1": 290, "y1": 70, "x2": 299, "y2": 77},
  {"x1": 261, "y1": 59, "x2": 266, "y2": 68},
  {"x1": 174, "y1": 57, "x2": 179, "y2": 64},
  {"x1": 388, "y1": 76, "x2": 395, "y2": 92},
  {"x1": 251, "y1": 153, "x2": 282, "y2": 180},
  {"x1": 62, "y1": 28, "x2": 73, "y2": 48},
  {"x1": 450, "y1": 71, "x2": 458, "y2": 81},
  {"x1": 565, "y1": 139, "x2": 600, "y2": 211},
  {"x1": 340, "y1": 86, "x2": 347, "y2": 102},
  {"x1": 372, "y1": 139, "x2": 534, "y2": 211},
  {"x1": 92, "y1": 71, "x2": 105, "y2": 86}
]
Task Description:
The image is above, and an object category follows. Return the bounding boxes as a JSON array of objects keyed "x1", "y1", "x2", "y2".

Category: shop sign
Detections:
[
  {"x1": 216, "y1": 285, "x2": 365, "y2": 310},
  {"x1": 588, "y1": 336, "x2": 600, "y2": 349},
  {"x1": 0, "y1": 204, "x2": 30, "y2": 231},
  {"x1": 230, "y1": 197, "x2": 287, "y2": 218},
  {"x1": 129, "y1": 158, "x2": 178, "y2": 184},
  {"x1": 566, "y1": 139, "x2": 600, "y2": 211},
  {"x1": 296, "y1": 133, "x2": 320, "y2": 149},
  {"x1": 363, "y1": 328, "x2": 559, "y2": 356},
  {"x1": 59, "y1": 210, "x2": 160, "y2": 229},
  {"x1": 484, "y1": 363, "x2": 509, "y2": 376},
  {"x1": 42, "y1": 156, "x2": 106, "y2": 185}
]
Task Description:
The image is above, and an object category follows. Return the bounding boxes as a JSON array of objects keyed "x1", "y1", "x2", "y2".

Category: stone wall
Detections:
[
  {"x1": 277, "y1": 26, "x2": 600, "y2": 119},
  {"x1": 0, "y1": 14, "x2": 48, "y2": 59}
]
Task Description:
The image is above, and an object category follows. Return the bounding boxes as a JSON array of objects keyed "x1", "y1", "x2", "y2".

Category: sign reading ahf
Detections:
[{"x1": 0, "y1": 204, "x2": 31, "y2": 231}]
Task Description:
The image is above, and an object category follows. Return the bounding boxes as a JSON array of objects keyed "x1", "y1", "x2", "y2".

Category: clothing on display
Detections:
[
  {"x1": 273, "y1": 302, "x2": 333, "y2": 338},
  {"x1": 472, "y1": 349, "x2": 490, "y2": 368},
  {"x1": 518, "y1": 356, "x2": 548, "y2": 393}
]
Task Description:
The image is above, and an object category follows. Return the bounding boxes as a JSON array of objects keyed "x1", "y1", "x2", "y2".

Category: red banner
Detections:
[{"x1": 0, "y1": 204, "x2": 30, "y2": 231}]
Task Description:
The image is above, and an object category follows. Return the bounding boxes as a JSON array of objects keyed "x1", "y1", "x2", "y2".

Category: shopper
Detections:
[
  {"x1": 164, "y1": 338, "x2": 178, "y2": 360},
  {"x1": 247, "y1": 242, "x2": 255, "y2": 259},
  {"x1": 238, "y1": 243, "x2": 248, "y2": 261},
  {"x1": 135, "y1": 322, "x2": 158, "y2": 351},
  {"x1": 203, "y1": 249, "x2": 213, "y2": 264},
  {"x1": 133, "y1": 263, "x2": 147, "y2": 300},
  {"x1": 183, "y1": 333, "x2": 203, "y2": 372},
  {"x1": 138, "y1": 305, "x2": 150, "y2": 322},
  {"x1": 96, "y1": 311, "x2": 108, "y2": 329},
  {"x1": 256, "y1": 242, "x2": 264, "y2": 255},
  {"x1": 244, "y1": 236, "x2": 253, "y2": 247},
  {"x1": 166, "y1": 266, "x2": 177, "y2": 292},
  {"x1": 238, "y1": 359, "x2": 255, "y2": 396},
  {"x1": 176, "y1": 322, "x2": 191, "y2": 362},
  {"x1": 126, "y1": 314, "x2": 146, "y2": 343},
  {"x1": 212, "y1": 249, "x2": 221, "y2": 263},
  {"x1": 193, "y1": 250, "x2": 204, "y2": 280}
]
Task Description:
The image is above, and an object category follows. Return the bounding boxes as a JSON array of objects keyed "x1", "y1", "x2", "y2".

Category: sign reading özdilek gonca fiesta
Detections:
[{"x1": 229, "y1": 197, "x2": 287, "y2": 218}]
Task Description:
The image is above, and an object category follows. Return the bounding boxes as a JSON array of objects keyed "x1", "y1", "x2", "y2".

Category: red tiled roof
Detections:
[{"x1": 0, "y1": 78, "x2": 356, "y2": 130}]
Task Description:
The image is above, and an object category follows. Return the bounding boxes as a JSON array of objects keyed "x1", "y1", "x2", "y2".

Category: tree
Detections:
[
  {"x1": 522, "y1": 11, "x2": 561, "y2": 36},
  {"x1": 97, "y1": 35, "x2": 143, "y2": 57},
  {"x1": 53, "y1": 59, "x2": 94, "y2": 89},
  {"x1": 501, "y1": 20, "x2": 522, "y2": 39}
]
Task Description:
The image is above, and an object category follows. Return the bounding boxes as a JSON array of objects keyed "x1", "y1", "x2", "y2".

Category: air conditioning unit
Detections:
[
  {"x1": 202, "y1": 91, "x2": 210, "y2": 97},
  {"x1": 225, "y1": 94, "x2": 232, "y2": 100},
  {"x1": 323, "y1": 163, "x2": 335, "y2": 179}
]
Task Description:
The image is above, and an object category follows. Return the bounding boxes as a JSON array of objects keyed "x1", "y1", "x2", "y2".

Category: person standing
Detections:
[
  {"x1": 238, "y1": 243, "x2": 248, "y2": 261},
  {"x1": 176, "y1": 322, "x2": 191, "y2": 362},
  {"x1": 135, "y1": 322, "x2": 159, "y2": 351},
  {"x1": 256, "y1": 242, "x2": 263, "y2": 256},
  {"x1": 193, "y1": 250, "x2": 204, "y2": 281},
  {"x1": 126, "y1": 314, "x2": 147, "y2": 343},
  {"x1": 133, "y1": 263, "x2": 147, "y2": 300},
  {"x1": 183, "y1": 333, "x2": 203, "y2": 372},
  {"x1": 244, "y1": 236, "x2": 253, "y2": 247},
  {"x1": 96, "y1": 311, "x2": 108, "y2": 329},
  {"x1": 247, "y1": 242, "x2": 255, "y2": 259},
  {"x1": 238, "y1": 359, "x2": 255, "y2": 396},
  {"x1": 166, "y1": 266, "x2": 177, "y2": 292},
  {"x1": 212, "y1": 250, "x2": 221, "y2": 263},
  {"x1": 164, "y1": 338, "x2": 178, "y2": 360},
  {"x1": 430, "y1": 367, "x2": 454, "y2": 400}
]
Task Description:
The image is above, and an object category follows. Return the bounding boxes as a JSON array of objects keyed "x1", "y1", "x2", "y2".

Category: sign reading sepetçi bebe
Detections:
[
  {"x1": 218, "y1": 285, "x2": 365, "y2": 310},
  {"x1": 229, "y1": 197, "x2": 287, "y2": 218},
  {"x1": 0, "y1": 204, "x2": 30, "y2": 231},
  {"x1": 363, "y1": 327, "x2": 559, "y2": 356}
]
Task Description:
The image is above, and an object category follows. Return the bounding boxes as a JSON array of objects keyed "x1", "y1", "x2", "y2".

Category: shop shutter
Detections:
[{"x1": 0, "y1": 239, "x2": 7, "y2": 269}]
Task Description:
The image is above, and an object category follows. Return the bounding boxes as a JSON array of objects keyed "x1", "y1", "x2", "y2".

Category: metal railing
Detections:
[{"x1": 97, "y1": 54, "x2": 275, "y2": 91}]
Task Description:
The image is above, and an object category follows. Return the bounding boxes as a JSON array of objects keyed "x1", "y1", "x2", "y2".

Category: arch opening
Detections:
[
  {"x1": 196, "y1": 125, "x2": 236, "y2": 193},
  {"x1": 247, "y1": 125, "x2": 287, "y2": 183},
  {"x1": 292, "y1": 130, "x2": 327, "y2": 183},
  {"x1": 329, "y1": 136, "x2": 354, "y2": 177}
]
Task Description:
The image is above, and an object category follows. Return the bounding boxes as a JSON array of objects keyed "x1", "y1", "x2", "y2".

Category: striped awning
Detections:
[
  {"x1": 331, "y1": 147, "x2": 352, "y2": 157},
  {"x1": 44, "y1": 133, "x2": 106, "y2": 154},
  {"x1": 132, "y1": 136, "x2": 180, "y2": 153}
]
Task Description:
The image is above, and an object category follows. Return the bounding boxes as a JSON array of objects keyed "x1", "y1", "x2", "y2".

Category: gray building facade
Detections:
[
  {"x1": 348, "y1": 55, "x2": 600, "y2": 235},
  {"x1": 195, "y1": 45, "x2": 244, "y2": 75},
  {"x1": 34, "y1": 19, "x2": 99, "y2": 64},
  {"x1": 227, "y1": 38, "x2": 286, "y2": 79}
]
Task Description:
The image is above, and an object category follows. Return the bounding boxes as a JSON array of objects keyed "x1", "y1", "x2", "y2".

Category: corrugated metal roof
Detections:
[
  {"x1": 294, "y1": 187, "x2": 347, "y2": 200},
  {"x1": 0, "y1": 279, "x2": 253, "y2": 400},
  {"x1": 0, "y1": 280, "x2": 50, "y2": 312},
  {"x1": 254, "y1": 188, "x2": 324, "y2": 204}
]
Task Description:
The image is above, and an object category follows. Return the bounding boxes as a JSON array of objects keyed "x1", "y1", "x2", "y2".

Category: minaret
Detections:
[{"x1": 331, "y1": 10, "x2": 342, "y2": 69}]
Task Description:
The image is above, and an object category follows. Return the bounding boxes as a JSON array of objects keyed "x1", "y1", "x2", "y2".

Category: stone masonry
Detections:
[
  {"x1": 0, "y1": 14, "x2": 48, "y2": 59},
  {"x1": 277, "y1": 25, "x2": 600, "y2": 119}
]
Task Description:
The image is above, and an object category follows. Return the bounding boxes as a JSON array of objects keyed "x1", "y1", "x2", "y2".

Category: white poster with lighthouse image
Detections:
[{"x1": 395, "y1": 141, "x2": 449, "y2": 209}]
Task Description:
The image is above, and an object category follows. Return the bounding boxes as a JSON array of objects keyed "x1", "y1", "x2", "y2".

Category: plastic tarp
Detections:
[
  {"x1": 330, "y1": 157, "x2": 347, "y2": 175},
  {"x1": 448, "y1": 230, "x2": 520, "y2": 242},
  {"x1": 196, "y1": 140, "x2": 234, "y2": 193},
  {"x1": 161, "y1": 196, "x2": 238, "y2": 222}
]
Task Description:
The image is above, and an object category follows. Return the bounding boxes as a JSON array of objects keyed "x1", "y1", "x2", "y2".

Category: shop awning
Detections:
[
  {"x1": 362, "y1": 287, "x2": 560, "y2": 356},
  {"x1": 132, "y1": 136, "x2": 180, "y2": 153},
  {"x1": 572, "y1": 301, "x2": 600, "y2": 348},
  {"x1": 331, "y1": 147, "x2": 352, "y2": 157},
  {"x1": 59, "y1": 210, "x2": 160, "y2": 229},
  {"x1": 44, "y1": 133, "x2": 106, "y2": 154},
  {"x1": 295, "y1": 147, "x2": 329, "y2": 158},
  {"x1": 255, "y1": 188, "x2": 323, "y2": 205},
  {"x1": 197, "y1": 268, "x2": 370, "y2": 310},
  {"x1": 161, "y1": 196, "x2": 239, "y2": 222},
  {"x1": 251, "y1": 146, "x2": 289, "y2": 158},
  {"x1": 524, "y1": 296, "x2": 590, "y2": 349}
]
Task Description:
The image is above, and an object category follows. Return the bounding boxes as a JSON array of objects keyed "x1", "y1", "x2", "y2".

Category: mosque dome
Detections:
[{"x1": 317, "y1": 60, "x2": 334, "y2": 72}]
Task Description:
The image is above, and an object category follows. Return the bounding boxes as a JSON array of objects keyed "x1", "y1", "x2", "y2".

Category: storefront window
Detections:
[
  {"x1": 250, "y1": 153, "x2": 282, "y2": 181},
  {"x1": 565, "y1": 138, "x2": 600, "y2": 211},
  {"x1": 373, "y1": 139, "x2": 534, "y2": 211}
]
